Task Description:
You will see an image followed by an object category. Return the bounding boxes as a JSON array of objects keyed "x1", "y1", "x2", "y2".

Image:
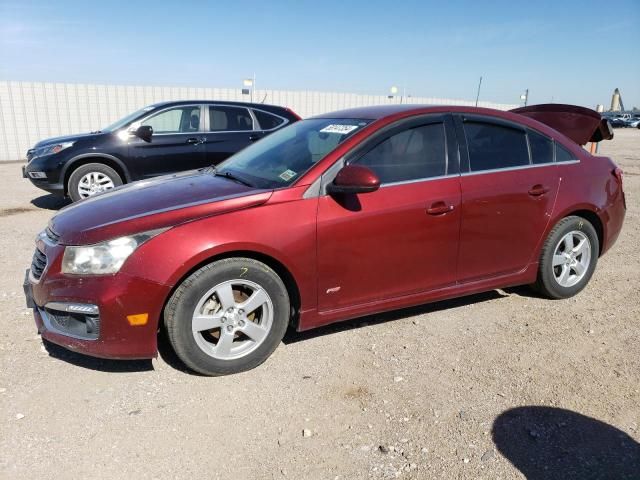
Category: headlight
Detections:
[
  {"x1": 61, "y1": 229, "x2": 166, "y2": 275},
  {"x1": 34, "y1": 141, "x2": 75, "y2": 158}
]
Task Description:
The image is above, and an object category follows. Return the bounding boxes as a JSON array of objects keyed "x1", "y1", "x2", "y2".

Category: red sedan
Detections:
[{"x1": 24, "y1": 104, "x2": 625, "y2": 375}]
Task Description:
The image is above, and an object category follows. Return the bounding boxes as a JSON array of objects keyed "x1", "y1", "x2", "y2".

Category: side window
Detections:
[
  {"x1": 209, "y1": 106, "x2": 253, "y2": 131},
  {"x1": 528, "y1": 130, "x2": 554, "y2": 164},
  {"x1": 141, "y1": 106, "x2": 200, "y2": 133},
  {"x1": 355, "y1": 123, "x2": 447, "y2": 184},
  {"x1": 555, "y1": 143, "x2": 577, "y2": 162},
  {"x1": 253, "y1": 109, "x2": 285, "y2": 130},
  {"x1": 464, "y1": 122, "x2": 529, "y2": 172}
]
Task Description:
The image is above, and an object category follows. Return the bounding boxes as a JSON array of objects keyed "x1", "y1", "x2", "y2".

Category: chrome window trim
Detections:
[
  {"x1": 251, "y1": 107, "x2": 290, "y2": 132},
  {"x1": 129, "y1": 103, "x2": 205, "y2": 136},
  {"x1": 460, "y1": 159, "x2": 580, "y2": 177},
  {"x1": 380, "y1": 173, "x2": 459, "y2": 188}
]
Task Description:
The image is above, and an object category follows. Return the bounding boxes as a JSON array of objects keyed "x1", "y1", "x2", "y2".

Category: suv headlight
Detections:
[
  {"x1": 61, "y1": 229, "x2": 166, "y2": 275},
  {"x1": 34, "y1": 141, "x2": 75, "y2": 158}
]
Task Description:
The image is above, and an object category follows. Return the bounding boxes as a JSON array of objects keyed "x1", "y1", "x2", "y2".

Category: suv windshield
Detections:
[
  {"x1": 216, "y1": 118, "x2": 371, "y2": 189},
  {"x1": 102, "y1": 106, "x2": 158, "y2": 132}
]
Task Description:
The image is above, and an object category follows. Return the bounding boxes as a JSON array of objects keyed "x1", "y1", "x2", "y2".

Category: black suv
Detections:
[{"x1": 23, "y1": 101, "x2": 300, "y2": 201}]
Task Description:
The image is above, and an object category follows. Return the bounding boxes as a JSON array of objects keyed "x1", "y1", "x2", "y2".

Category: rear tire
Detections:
[
  {"x1": 164, "y1": 258, "x2": 290, "y2": 376},
  {"x1": 68, "y1": 163, "x2": 122, "y2": 202},
  {"x1": 533, "y1": 216, "x2": 599, "y2": 299}
]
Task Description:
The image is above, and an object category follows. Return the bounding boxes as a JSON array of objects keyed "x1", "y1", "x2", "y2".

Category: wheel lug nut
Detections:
[
  {"x1": 238, "y1": 309, "x2": 244, "y2": 315},
  {"x1": 239, "y1": 320, "x2": 245, "y2": 327},
  {"x1": 226, "y1": 325, "x2": 234, "y2": 332},
  {"x1": 221, "y1": 317, "x2": 226, "y2": 323}
]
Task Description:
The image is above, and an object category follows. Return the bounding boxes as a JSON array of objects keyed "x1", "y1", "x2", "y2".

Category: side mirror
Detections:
[
  {"x1": 134, "y1": 125, "x2": 153, "y2": 143},
  {"x1": 326, "y1": 164, "x2": 380, "y2": 195}
]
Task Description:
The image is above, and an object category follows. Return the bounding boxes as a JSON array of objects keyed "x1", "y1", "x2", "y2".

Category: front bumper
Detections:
[{"x1": 24, "y1": 265, "x2": 172, "y2": 360}]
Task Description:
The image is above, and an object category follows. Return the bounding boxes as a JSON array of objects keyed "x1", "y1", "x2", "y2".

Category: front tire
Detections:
[
  {"x1": 164, "y1": 258, "x2": 290, "y2": 376},
  {"x1": 534, "y1": 216, "x2": 599, "y2": 299},
  {"x1": 68, "y1": 163, "x2": 122, "y2": 202}
]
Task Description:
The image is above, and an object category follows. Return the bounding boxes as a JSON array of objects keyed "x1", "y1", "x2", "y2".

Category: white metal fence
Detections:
[{"x1": 0, "y1": 80, "x2": 518, "y2": 162}]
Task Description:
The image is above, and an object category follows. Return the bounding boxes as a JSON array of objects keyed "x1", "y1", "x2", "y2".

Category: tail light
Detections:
[
  {"x1": 613, "y1": 167, "x2": 624, "y2": 187},
  {"x1": 613, "y1": 166, "x2": 626, "y2": 209}
]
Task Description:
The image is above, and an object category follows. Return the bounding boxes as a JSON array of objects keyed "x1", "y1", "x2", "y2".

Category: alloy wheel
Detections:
[
  {"x1": 77, "y1": 172, "x2": 115, "y2": 198},
  {"x1": 552, "y1": 230, "x2": 592, "y2": 288},
  {"x1": 191, "y1": 279, "x2": 274, "y2": 360}
]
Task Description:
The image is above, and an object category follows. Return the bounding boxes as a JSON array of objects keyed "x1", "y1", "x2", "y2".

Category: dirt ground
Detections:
[{"x1": 0, "y1": 129, "x2": 638, "y2": 479}]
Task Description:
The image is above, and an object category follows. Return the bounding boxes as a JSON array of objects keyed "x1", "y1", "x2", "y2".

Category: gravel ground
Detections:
[{"x1": 1, "y1": 129, "x2": 638, "y2": 479}]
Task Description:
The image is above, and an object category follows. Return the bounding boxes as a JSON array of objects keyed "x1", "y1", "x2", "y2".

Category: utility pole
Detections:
[{"x1": 475, "y1": 76, "x2": 483, "y2": 107}]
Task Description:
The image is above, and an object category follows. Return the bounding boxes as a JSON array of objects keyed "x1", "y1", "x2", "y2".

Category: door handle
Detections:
[
  {"x1": 427, "y1": 202, "x2": 454, "y2": 215},
  {"x1": 186, "y1": 137, "x2": 203, "y2": 145},
  {"x1": 528, "y1": 184, "x2": 550, "y2": 196},
  {"x1": 249, "y1": 134, "x2": 262, "y2": 142}
]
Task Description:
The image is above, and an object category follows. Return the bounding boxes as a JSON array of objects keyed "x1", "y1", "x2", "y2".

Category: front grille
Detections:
[
  {"x1": 31, "y1": 248, "x2": 47, "y2": 280},
  {"x1": 45, "y1": 226, "x2": 60, "y2": 244}
]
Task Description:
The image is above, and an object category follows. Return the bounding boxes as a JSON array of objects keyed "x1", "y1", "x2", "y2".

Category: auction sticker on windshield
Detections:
[
  {"x1": 279, "y1": 169, "x2": 297, "y2": 181},
  {"x1": 320, "y1": 124, "x2": 359, "y2": 135}
]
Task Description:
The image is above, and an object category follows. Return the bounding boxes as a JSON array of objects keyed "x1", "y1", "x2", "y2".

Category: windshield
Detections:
[
  {"x1": 216, "y1": 118, "x2": 371, "y2": 189},
  {"x1": 102, "y1": 106, "x2": 158, "y2": 132}
]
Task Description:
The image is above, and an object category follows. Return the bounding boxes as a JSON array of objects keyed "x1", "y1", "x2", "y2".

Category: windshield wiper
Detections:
[{"x1": 214, "y1": 170, "x2": 254, "y2": 188}]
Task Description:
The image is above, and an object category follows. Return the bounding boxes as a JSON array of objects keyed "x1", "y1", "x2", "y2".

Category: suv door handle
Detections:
[
  {"x1": 427, "y1": 201, "x2": 454, "y2": 215},
  {"x1": 249, "y1": 134, "x2": 262, "y2": 142},
  {"x1": 528, "y1": 184, "x2": 550, "y2": 196},
  {"x1": 186, "y1": 137, "x2": 203, "y2": 145}
]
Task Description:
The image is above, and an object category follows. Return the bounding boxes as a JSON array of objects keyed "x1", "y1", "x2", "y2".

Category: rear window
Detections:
[
  {"x1": 555, "y1": 143, "x2": 577, "y2": 162},
  {"x1": 253, "y1": 109, "x2": 285, "y2": 130},
  {"x1": 528, "y1": 130, "x2": 554, "y2": 165},
  {"x1": 464, "y1": 122, "x2": 529, "y2": 172}
]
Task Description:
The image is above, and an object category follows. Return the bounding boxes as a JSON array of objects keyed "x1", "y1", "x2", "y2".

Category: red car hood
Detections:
[{"x1": 51, "y1": 169, "x2": 272, "y2": 245}]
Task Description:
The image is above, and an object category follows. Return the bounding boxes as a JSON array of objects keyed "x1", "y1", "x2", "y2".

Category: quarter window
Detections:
[
  {"x1": 141, "y1": 106, "x2": 201, "y2": 133},
  {"x1": 528, "y1": 130, "x2": 554, "y2": 165},
  {"x1": 355, "y1": 123, "x2": 447, "y2": 184},
  {"x1": 209, "y1": 106, "x2": 253, "y2": 131},
  {"x1": 253, "y1": 109, "x2": 285, "y2": 130},
  {"x1": 464, "y1": 122, "x2": 529, "y2": 172},
  {"x1": 555, "y1": 143, "x2": 577, "y2": 162}
]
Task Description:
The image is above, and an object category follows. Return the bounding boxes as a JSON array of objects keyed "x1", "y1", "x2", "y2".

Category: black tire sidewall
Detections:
[
  {"x1": 538, "y1": 216, "x2": 599, "y2": 299},
  {"x1": 165, "y1": 258, "x2": 290, "y2": 376},
  {"x1": 68, "y1": 163, "x2": 123, "y2": 202}
]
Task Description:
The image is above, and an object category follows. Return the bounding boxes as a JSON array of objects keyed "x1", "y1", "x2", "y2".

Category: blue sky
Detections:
[{"x1": 1, "y1": 0, "x2": 638, "y2": 108}]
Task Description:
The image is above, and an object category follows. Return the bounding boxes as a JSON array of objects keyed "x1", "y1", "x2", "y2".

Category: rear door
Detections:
[
  {"x1": 316, "y1": 115, "x2": 461, "y2": 311},
  {"x1": 203, "y1": 105, "x2": 261, "y2": 165},
  {"x1": 454, "y1": 115, "x2": 560, "y2": 282},
  {"x1": 128, "y1": 104, "x2": 207, "y2": 178}
]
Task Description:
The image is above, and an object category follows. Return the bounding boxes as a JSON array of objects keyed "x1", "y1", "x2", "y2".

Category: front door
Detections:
[
  {"x1": 129, "y1": 104, "x2": 207, "y2": 179},
  {"x1": 455, "y1": 116, "x2": 560, "y2": 282},
  {"x1": 203, "y1": 105, "x2": 262, "y2": 166},
  {"x1": 317, "y1": 116, "x2": 461, "y2": 311}
]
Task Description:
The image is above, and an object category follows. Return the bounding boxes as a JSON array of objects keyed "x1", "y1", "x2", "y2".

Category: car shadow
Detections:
[
  {"x1": 30, "y1": 194, "x2": 71, "y2": 211},
  {"x1": 42, "y1": 339, "x2": 154, "y2": 373},
  {"x1": 492, "y1": 406, "x2": 640, "y2": 479},
  {"x1": 282, "y1": 289, "x2": 509, "y2": 345}
]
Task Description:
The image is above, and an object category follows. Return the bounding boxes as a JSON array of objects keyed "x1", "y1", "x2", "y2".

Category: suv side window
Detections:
[
  {"x1": 354, "y1": 123, "x2": 447, "y2": 184},
  {"x1": 209, "y1": 106, "x2": 254, "y2": 131},
  {"x1": 464, "y1": 121, "x2": 529, "y2": 171},
  {"x1": 253, "y1": 109, "x2": 285, "y2": 130},
  {"x1": 141, "y1": 106, "x2": 201, "y2": 133},
  {"x1": 555, "y1": 143, "x2": 577, "y2": 162},
  {"x1": 528, "y1": 130, "x2": 554, "y2": 164}
]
